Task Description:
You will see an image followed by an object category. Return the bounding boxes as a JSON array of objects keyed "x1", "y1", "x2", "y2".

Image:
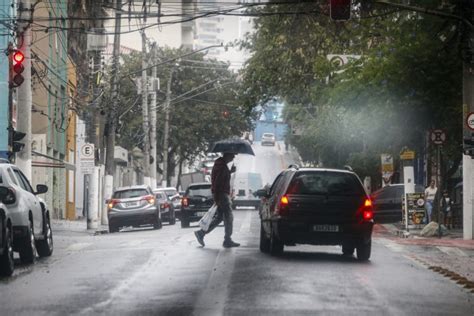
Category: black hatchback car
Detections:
[
  {"x1": 371, "y1": 184, "x2": 424, "y2": 223},
  {"x1": 256, "y1": 166, "x2": 374, "y2": 261},
  {"x1": 180, "y1": 182, "x2": 214, "y2": 228}
]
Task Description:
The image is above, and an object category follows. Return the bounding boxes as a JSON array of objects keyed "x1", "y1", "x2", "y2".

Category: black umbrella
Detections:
[{"x1": 210, "y1": 139, "x2": 255, "y2": 156}]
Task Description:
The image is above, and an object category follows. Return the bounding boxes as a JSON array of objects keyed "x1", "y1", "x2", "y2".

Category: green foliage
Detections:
[
  {"x1": 101, "y1": 47, "x2": 251, "y2": 181},
  {"x1": 240, "y1": 1, "x2": 463, "y2": 182}
]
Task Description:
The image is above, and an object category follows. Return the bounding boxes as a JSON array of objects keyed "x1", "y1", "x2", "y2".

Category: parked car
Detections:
[
  {"x1": 107, "y1": 185, "x2": 161, "y2": 232},
  {"x1": 371, "y1": 184, "x2": 424, "y2": 223},
  {"x1": 180, "y1": 182, "x2": 214, "y2": 228},
  {"x1": 261, "y1": 132, "x2": 276, "y2": 146},
  {"x1": 153, "y1": 189, "x2": 176, "y2": 225},
  {"x1": 0, "y1": 162, "x2": 52, "y2": 265},
  {"x1": 160, "y1": 187, "x2": 182, "y2": 210},
  {"x1": 255, "y1": 166, "x2": 373, "y2": 260},
  {"x1": 0, "y1": 187, "x2": 14, "y2": 276}
]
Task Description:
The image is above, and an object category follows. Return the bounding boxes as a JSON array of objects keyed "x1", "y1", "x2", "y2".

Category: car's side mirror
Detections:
[
  {"x1": 254, "y1": 188, "x2": 269, "y2": 198},
  {"x1": 0, "y1": 186, "x2": 15, "y2": 204},
  {"x1": 35, "y1": 184, "x2": 48, "y2": 195}
]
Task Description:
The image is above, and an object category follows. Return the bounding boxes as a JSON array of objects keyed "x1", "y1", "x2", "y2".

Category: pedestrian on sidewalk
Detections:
[
  {"x1": 441, "y1": 190, "x2": 453, "y2": 229},
  {"x1": 424, "y1": 179, "x2": 438, "y2": 224},
  {"x1": 194, "y1": 152, "x2": 240, "y2": 248}
]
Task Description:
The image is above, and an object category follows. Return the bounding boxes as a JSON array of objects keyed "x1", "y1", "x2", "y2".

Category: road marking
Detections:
[
  {"x1": 377, "y1": 239, "x2": 405, "y2": 253},
  {"x1": 66, "y1": 243, "x2": 92, "y2": 251},
  {"x1": 239, "y1": 210, "x2": 252, "y2": 234},
  {"x1": 193, "y1": 249, "x2": 236, "y2": 316},
  {"x1": 437, "y1": 246, "x2": 467, "y2": 257}
]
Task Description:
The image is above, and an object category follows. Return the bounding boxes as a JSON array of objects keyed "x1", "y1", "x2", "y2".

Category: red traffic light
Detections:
[
  {"x1": 223, "y1": 110, "x2": 230, "y2": 119},
  {"x1": 330, "y1": 0, "x2": 351, "y2": 21},
  {"x1": 12, "y1": 50, "x2": 25, "y2": 63}
]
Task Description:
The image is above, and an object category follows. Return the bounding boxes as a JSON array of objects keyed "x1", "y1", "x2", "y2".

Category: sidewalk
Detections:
[
  {"x1": 378, "y1": 223, "x2": 474, "y2": 293},
  {"x1": 52, "y1": 218, "x2": 109, "y2": 235}
]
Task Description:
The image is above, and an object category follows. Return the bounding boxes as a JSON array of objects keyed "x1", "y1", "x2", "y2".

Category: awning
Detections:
[{"x1": 32, "y1": 151, "x2": 76, "y2": 171}]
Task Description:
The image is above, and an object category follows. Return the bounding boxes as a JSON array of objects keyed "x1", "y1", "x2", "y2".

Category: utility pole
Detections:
[
  {"x1": 149, "y1": 44, "x2": 158, "y2": 188},
  {"x1": 162, "y1": 67, "x2": 174, "y2": 187},
  {"x1": 15, "y1": 0, "x2": 32, "y2": 180},
  {"x1": 104, "y1": 0, "x2": 122, "y2": 218},
  {"x1": 462, "y1": 2, "x2": 474, "y2": 240},
  {"x1": 141, "y1": 31, "x2": 151, "y2": 187}
]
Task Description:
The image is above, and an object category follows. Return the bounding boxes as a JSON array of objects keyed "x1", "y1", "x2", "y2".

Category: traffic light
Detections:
[
  {"x1": 10, "y1": 49, "x2": 25, "y2": 87},
  {"x1": 222, "y1": 110, "x2": 230, "y2": 119},
  {"x1": 463, "y1": 137, "x2": 474, "y2": 157},
  {"x1": 9, "y1": 128, "x2": 26, "y2": 153},
  {"x1": 330, "y1": 0, "x2": 351, "y2": 21}
]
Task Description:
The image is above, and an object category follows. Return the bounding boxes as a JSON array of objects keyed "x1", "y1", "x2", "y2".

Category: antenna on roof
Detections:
[
  {"x1": 288, "y1": 164, "x2": 299, "y2": 170},
  {"x1": 343, "y1": 165, "x2": 353, "y2": 172}
]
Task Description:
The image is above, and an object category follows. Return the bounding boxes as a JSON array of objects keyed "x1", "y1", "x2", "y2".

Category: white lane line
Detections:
[
  {"x1": 65, "y1": 243, "x2": 92, "y2": 251},
  {"x1": 193, "y1": 249, "x2": 236, "y2": 316},
  {"x1": 239, "y1": 211, "x2": 252, "y2": 234},
  {"x1": 437, "y1": 246, "x2": 467, "y2": 257}
]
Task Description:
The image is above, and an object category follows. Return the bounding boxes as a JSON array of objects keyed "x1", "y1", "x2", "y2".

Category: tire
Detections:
[
  {"x1": 0, "y1": 225, "x2": 14, "y2": 276},
  {"x1": 19, "y1": 219, "x2": 37, "y2": 264},
  {"x1": 342, "y1": 243, "x2": 355, "y2": 256},
  {"x1": 356, "y1": 240, "x2": 371, "y2": 261},
  {"x1": 109, "y1": 223, "x2": 119, "y2": 233},
  {"x1": 269, "y1": 224, "x2": 284, "y2": 256},
  {"x1": 169, "y1": 209, "x2": 176, "y2": 225},
  {"x1": 153, "y1": 215, "x2": 162, "y2": 230},
  {"x1": 259, "y1": 223, "x2": 270, "y2": 253},
  {"x1": 36, "y1": 214, "x2": 53, "y2": 257},
  {"x1": 181, "y1": 219, "x2": 190, "y2": 228}
]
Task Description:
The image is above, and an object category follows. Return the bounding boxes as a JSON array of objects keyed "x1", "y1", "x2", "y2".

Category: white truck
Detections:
[{"x1": 231, "y1": 172, "x2": 263, "y2": 209}]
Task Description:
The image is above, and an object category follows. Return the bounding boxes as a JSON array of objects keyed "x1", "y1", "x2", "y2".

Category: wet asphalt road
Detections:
[{"x1": 0, "y1": 143, "x2": 473, "y2": 315}]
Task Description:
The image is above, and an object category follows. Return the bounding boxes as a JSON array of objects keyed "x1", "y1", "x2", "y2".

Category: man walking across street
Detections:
[
  {"x1": 194, "y1": 152, "x2": 240, "y2": 248},
  {"x1": 424, "y1": 179, "x2": 438, "y2": 224}
]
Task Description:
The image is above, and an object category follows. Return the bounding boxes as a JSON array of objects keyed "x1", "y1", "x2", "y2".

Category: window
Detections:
[
  {"x1": 287, "y1": 171, "x2": 364, "y2": 196},
  {"x1": 187, "y1": 185, "x2": 212, "y2": 198},
  {"x1": 13, "y1": 169, "x2": 34, "y2": 193},
  {"x1": 113, "y1": 189, "x2": 148, "y2": 199},
  {"x1": 7, "y1": 168, "x2": 18, "y2": 185}
]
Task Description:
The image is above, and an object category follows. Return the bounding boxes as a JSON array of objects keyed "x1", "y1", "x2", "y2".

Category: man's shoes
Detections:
[
  {"x1": 223, "y1": 240, "x2": 240, "y2": 248},
  {"x1": 194, "y1": 230, "x2": 205, "y2": 247}
]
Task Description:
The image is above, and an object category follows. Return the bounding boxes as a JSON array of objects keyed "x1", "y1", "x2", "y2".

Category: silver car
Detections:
[
  {"x1": 107, "y1": 185, "x2": 161, "y2": 233},
  {"x1": 153, "y1": 189, "x2": 176, "y2": 225},
  {"x1": 0, "y1": 162, "x2": 53, "y2": 265},
  {"x1": 261, "y1": 133, "x2": 276, "y2": 146},
  {"x1": 0, "y1": 187, "x2": 14, "y2": 276}
]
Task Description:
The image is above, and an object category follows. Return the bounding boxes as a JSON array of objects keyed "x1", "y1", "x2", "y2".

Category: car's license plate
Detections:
[
  {"x1": 196, "y1": 212, "x2": 207, "y2": 216},
  {"x1": 125, "y1": 202, "x2": 139, "y2": 207},
  {"x1": 313, "y1": 225, "x2": 339, "y2": 232}
]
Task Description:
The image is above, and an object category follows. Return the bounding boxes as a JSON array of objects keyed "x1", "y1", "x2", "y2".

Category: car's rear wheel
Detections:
[
  {"x1": 36, "y1": 214, "x2": 53, "y2": 257},
  {"x1": 269, "y1": 224, "x2": 283, "y2": 255},
  {"x1": 356, "y1": 240, "x2": 371, "y2": 261},
  {"x1": 153, "y1": 215, "x2": 162, "y2": 229},
  {"x1": 169, "y1": 209, "x2": 176, "y2": 225},
  {"x1": 19, "y1": 219, "x2": 37, "y2": 264},
  {"x1": 181, "y1": 219, "x2": 189, "y2": 228},
  {"x1": 109, "y1": 223, "x2": 119, "y2": 233},
  {"x1": 342, "y1": 243, "x2": 355, "y2": 256},
  {"x1": 259, "y1": 223, "x2": 270, "y2": 253},
  {"x1": 0, "y1": 225, "x2": 14, "y2": 276}
]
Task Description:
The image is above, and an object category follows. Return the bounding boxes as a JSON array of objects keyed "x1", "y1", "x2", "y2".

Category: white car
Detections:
[
  {"x1": 0, "y1": 188, "x2": 14, "y2": 276},
  {"x1": 261, "y1": 133, "x2": 276, "y2": 146},
  {"x1": 0, "y1": 162, "x2": 53, "y2": 264}
]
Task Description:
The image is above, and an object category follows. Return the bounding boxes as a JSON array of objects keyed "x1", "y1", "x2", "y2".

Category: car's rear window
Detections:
[
  {"x1": 263, "y1": 133, "x2": 274, "y2": 137},
  {"x1": 164, "y1": 189, "x2": 178, "y2": 197},
  {"x1": 287, "y1": 171, "x2": 365, "y2": 196},
  {"x1": 154, "y1": 192, "x2": 167, "y2": 200},
  {"x1": 187, "y1": 185, "x2": 212, "y2": 197},
  {"x1": 113, "y1": 189, "x2": 149, "y2": 199}
]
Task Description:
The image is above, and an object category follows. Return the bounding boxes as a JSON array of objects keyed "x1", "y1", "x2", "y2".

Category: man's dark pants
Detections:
[{"x1": 206, "y1": 193, "x2": 233, "y2": 241}]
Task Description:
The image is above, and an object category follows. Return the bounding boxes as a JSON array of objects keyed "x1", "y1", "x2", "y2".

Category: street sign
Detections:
[
  {"x1": 400, "y1": 150, "x2": 415, "y2": 160},
  {"x1": 80, "y1": 143, "x2": 95, "y2": 174},
  {"x1": 466, "y1": 112, "x2": 474, "y2": 131},
  {"x1": 430, "y1": 129, "x2": 446, "y2": 145}
]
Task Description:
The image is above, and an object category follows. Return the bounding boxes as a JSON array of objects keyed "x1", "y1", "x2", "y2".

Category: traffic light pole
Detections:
[
  {"x1": 149, "y1": 44, "x2": 158, "y2": 188},
  {"x1": 141, "y1": 31, "x2": 151, "y2": 187},
  {"x1": 15, "y1": 0, "x2": 32, "y2": 179}
]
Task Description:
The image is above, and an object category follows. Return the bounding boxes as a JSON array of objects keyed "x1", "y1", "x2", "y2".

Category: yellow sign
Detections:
[{"x1": 400, "y1": 150, "x2": 415, "y2": 160}]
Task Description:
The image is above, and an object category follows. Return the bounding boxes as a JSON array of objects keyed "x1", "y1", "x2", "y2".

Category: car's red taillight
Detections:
[
  {"x1": 360, "y1": 198, "x2": 373, "y2": 221},
  {"x1": 182, "y1": 197, "x2": 189, "y2": 207},
  {"x1": 107, "y1": 199, "x2": 119, "y2": 209},
  {"x1": 160, "y1": 202, "x2": 169, "y2": 209},
  {"x1": 142, "y1": 195, "x2": 155, "y2": 205},
  {"x1": 276, "y1": 195, "x2": 289, "y2": 216}
]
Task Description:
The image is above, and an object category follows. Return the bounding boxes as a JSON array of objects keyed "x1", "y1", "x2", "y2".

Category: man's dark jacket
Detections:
[{"x1": 211, "y1": 157, "x2": 230, "y2": 195}]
